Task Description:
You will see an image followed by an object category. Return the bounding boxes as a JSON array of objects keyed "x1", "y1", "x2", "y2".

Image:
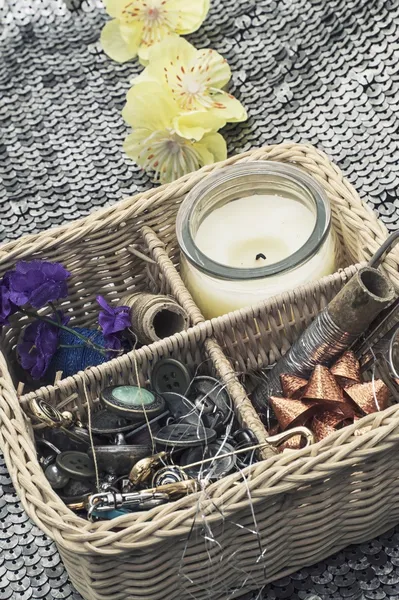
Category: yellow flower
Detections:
[
  {"x1": 122, "y1": 83, "x2": 227, "y2": 183},
  {"x1": 101, "y1": 0, "x2": 210, "y2": 64},
  {"x1": 123, "y1": 80, "x2": 226, "y2": 141},
  {"x1": 131, "y1": 36, "x2": 247, "y2": 134}
]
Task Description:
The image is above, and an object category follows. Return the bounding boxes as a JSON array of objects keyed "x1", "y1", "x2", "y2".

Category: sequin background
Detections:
[{"x1": 1, "y1": 0, "x2": 399, "y2": 598}]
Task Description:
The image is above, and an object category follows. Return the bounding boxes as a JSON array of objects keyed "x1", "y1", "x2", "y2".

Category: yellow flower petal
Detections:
[
  {"x1": 131, "y1": 38, "x2": 245, "y2": 120},
  {"x1": 123, "y1": 129, "x2": 149, "y2": 163},
  {"x1": 124, "y1": 129, "x2": 201, "y2": 183},
  {"x1": 119, "y1": 21, "x2": 144, "y2": 48},
  {"x1": 124, "y1": 128, "x2": 226, "y2": 184},
  {"x1": 149, "y1": 35, "x2": 197, "y2": 65},
  {"x1": 195, "y1": 132, "x2": 227, "y2": 164},
  {"x1": 133, "y1": 36, "x2": 196, "y2": 83},
  {"x1": 137, "y1": 31, "x2": 182, "y2": 65},
  {"x1": 122, "y1": 83, "x2": 179, "y2": 130},
  {"x1": 196, "y1": 48, "x2": 231, "y2": 89},
  {"x1": 103, "y1": 0, "x2": 127, "y2": 18},
  {"x1": 101, "y1": 19, "x2": 142, "y2": 63},
  {"x1": 166, "y1": 0, "x2": 210, "y2": 34},
  {"x1": 209, "y1": 91, "x2": 248, "y2": 122},
  {"x1": 173, "y1": 111, "x2": 226, "y2": 141}
]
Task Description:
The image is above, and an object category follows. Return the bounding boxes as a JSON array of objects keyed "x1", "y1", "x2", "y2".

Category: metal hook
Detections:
[{"x1": 266, "y1": 426, "x2": 315, "y2": 448}]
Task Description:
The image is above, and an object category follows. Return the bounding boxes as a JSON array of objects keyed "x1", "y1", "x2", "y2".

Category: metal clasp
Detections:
[{"x1": 266, "y1": 426, "x2": 315, "y2": 449}]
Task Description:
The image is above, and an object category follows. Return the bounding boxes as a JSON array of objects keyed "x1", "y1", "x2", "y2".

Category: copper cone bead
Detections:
[
  {"x1": 280, "y1": 374, "x2": 308, "y2": 399},
  {"x1": 312, "y1": 411, "x2": 347, "y2": 442},
  {"x1": 345, "y1": 380, "x2": 390, "y2": 415},
  {"x1": 269, "y1": 396, "x2": 318, "y2": 430},
  {"x1": 302, "y1": 365, "x2": 343, "y2": 402},
  {"x1": 330, "y1": 351, "x2": 361, "y2": 387},
  {"x1": 301, "y1": 365, "x2": 353, "y2": 417}
]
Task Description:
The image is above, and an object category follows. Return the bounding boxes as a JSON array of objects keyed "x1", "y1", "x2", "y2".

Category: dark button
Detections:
[
  {"x1": 123, "y1": 411, "x2": 169, "y2": 444},
  {"x1": 154, "y1": 424, "x2": 217, "y2": 448},
  {"x1": 55, "y1": 451, "x2": 95, "y2": 481},
  {"x1": 101, "y1": 385, "x2": 165, "y2": 420},
  {"x1": 151, "y1": 358, "x2": 192, "y2": 395}
]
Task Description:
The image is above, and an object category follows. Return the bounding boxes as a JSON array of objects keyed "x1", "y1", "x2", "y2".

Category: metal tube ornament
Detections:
[{"x1": 252, "y1": 266, "x2": 395, "y2": 408}]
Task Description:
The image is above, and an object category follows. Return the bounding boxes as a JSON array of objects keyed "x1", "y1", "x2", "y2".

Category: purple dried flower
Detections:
[
  {"x1": 97, "y1": 296, "x2": 130, "y2": 336},
  {"x1": 0, "y1": 274, "x2": 17, "y2": 326},
  {"x1": 104, "y1": 333, "x2": 123, "y2": 359},
  {"x1": 8, "y1": 260, "x2": 71, "y2": 309},
  {"x1": 17, "y1": 312, "x2": 69, "y2": 380}
]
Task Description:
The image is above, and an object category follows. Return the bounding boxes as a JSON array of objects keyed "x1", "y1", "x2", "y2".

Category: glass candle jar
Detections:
[{"x1": 176, "y1": 162, "x2": 336, "y2": 319}]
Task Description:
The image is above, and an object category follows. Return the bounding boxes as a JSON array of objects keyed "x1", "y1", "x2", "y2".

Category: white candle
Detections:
[
  {"x1": 177, "y1": 162, "x2": 337, "y2": 319},
  {"x1": 196, "y1": 195, "x2": 315, "y2": 269}
]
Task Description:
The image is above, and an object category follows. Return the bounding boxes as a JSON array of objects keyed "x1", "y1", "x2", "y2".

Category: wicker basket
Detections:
[{"x1": 0, "y1": 143, "x2": 399, "y2": 600}]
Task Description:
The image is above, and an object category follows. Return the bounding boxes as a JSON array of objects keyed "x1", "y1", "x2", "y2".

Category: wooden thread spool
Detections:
[{"x1": 121, "y1": 293, "x2": 189, "y2": 345}]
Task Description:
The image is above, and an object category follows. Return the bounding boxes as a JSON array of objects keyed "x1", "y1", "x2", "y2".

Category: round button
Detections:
[
  {"x1": 56, "y1": 451, "x2": 95, "y2": 481},
  {"x1": 233, "y1": 428, "x2": 258, "y2": 447},
  {"x1": 154, "y1": 424, "x2": 217, "y2": 448},
  {"x1": 151, "y1": 359, "x2": 192, "y2": 395},
  {"x1": 232, "y1": 429, "x2": 259, "y2": 469},
  {"x1": 101, "y1": 386, "x2": 165, "y2": 420}
]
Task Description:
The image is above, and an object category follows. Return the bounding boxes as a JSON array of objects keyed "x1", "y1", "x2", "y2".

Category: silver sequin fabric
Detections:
[{"x1": 1, "y1": 0, "x2": 399, "y2": 598}]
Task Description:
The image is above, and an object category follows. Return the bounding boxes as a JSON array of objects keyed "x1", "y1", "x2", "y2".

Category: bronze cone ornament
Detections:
[
  {"x1": 345, "y1": 380, "x2": 390, "y2": 414},
  {"x1": 330, "y1": 351, "x2": 362, "y2": 387},
  {"x1": 270, "y1": 354, "x2": 391, "y2": 446},
  {"x1": 313, "y1": 411, "x2": 347, "y2": 442},
  {"x1": 269, "y1": 397, "x2": 318, "y2": 430},
  {"x1": 280, "y1": 374, "x2": 308, "y2": 399},
  {"x1": 302, "y1": 365, "x2": 343, "y2": 402},
  {"x1": 301, "y1": 365, "x2": 353, "y2": 415}
]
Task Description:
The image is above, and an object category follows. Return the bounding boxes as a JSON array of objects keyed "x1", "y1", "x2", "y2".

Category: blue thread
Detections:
[{"x1": 46, "y1": 327, "x2": 108, "y2": 381}]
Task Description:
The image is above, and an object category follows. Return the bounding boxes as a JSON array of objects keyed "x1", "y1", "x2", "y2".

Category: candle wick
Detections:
[{"x1": 256, "y1": 253, "x2": 267, "y2": 261}]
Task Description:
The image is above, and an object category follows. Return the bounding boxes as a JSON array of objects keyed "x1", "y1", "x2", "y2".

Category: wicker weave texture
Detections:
[{"x1": 0, "y1": 144, "x2": 399, "y2": 600}]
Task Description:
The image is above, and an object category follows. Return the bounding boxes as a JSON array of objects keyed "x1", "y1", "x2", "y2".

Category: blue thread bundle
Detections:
[{"x1": 46, "y1": 327, "x2": 108, "y2": 382}]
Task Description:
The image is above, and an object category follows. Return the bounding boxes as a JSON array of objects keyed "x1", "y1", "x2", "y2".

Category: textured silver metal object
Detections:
[
  {"x1": 88, "y1": 491, "x2": 169, "y2": 515},
  {"x1": 255, "y1": 266, "x2": 395, "y2": 403},
  {"x1": 262, "y1": 309, "x2": 358, "y2": 398}
]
